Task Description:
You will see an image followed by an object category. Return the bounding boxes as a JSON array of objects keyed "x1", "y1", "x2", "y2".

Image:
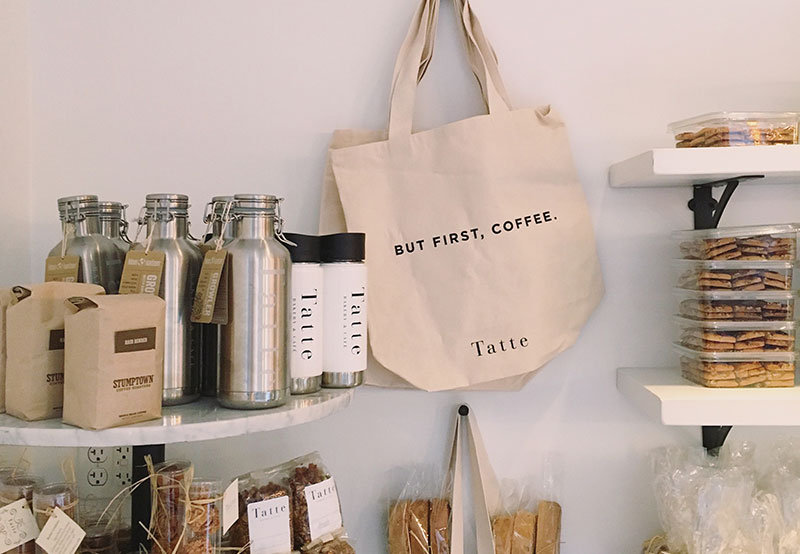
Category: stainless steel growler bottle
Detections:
[
  {"x1": 219, "y1": 194, "x2": 291, "y2": 409},
  {"x1": 200, "y1": 196, "x2": 236, "y2": 397},
  {"x1": 48, "y1": 195, "x2": 124, "y2": 293},
  {"x1": 139, "y1": 193, "x2": 203, "y2": 405},
  {"x1": 97, "y1": 201, "x2": 131, "y2": 257}
]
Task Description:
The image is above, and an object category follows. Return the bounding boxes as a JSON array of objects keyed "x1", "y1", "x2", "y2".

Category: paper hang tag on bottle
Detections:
[
  {"x1": 35, "y1": 507, "x2": 85, "y2": 554},
  {"x1": 0, "y1": 498, "x2": 40, "y2": 552},
  {"x1": 222, "y1": 478, "x2": 239, "y2": 534},
  {"x1": 44, "y1": 256, "x2": 80, "y2": 283},
  {"x1": 191, "y1": 249, "x2": 228, "y2": 325},
  {"x1": 119, "y1": 250, "x2": 166, "y2": 295}
]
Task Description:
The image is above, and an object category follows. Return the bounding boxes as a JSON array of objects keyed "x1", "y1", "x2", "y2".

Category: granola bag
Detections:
[
  {"x1": 225, "y1": 462, "x2": 294, "y2": 554},
  {"x1": 62, "y1": 294, "x2": 164, "y2": 430},
  {"x1": 0, "y1": 287, "x2": 12, "y2": 413},
  {"x1": 5, "y1": 282, "x2": 105, "y2": 421},
  {"x1": 286, "y1": 453, "x2": 353, "y2": 553}
]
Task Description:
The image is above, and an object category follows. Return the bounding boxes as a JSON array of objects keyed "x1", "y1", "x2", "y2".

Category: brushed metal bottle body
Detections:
[
  {"x1": 219, "y1": 195, "x2": 290, "y2": 409},
  {"x1": 140, "y1": 194, "x2": 203, "y2": 406},
  {"x1": 200, "y1": 196, "x2": 236, "y2": 397},
  {"x1": 48, "y1": 195, "x2": 124, "y2": 293},
  {"x1": 98, "y1": 201, "x2": 131, "y2": 257}
]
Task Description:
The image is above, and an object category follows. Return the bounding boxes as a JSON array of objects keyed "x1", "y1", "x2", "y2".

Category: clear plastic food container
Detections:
[
  {"x1": 674, "y1": 260, "x2": 796, "y2": 291},
  {"x1": 674, "y1": 316, "x2": 797, "y2": 353},
  {"x1": 676, "y1": 290, "x2": 797, "y2": 321},
  {"x1": 675, "y1": 344, "x2": 796, "y2": 388},
  {"x1": 673, "y1": 224, "x2": 797, "y2": 261},
  {"x1": 668, "y1": 112, "x2": 800, "y2": 148}
]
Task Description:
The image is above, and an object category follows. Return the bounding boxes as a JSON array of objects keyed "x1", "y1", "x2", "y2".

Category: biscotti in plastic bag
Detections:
[{"x1": 388, "y1": 467, "x2": 451, "y2": 554}]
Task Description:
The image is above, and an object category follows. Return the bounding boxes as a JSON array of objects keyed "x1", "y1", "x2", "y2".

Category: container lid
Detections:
[
  {"x1": 232, "y1": 194, "x2": 278, "y2": 215},
  {"x1": 57, "y1": 195, "x2": 100, "y2": 219},
  {"x1": 673, "y1": 315, "x2": 796, "y2": 331},
  {"x1": 284, "y1": 233, "x2": 320, "y2": 263},
  {"x1": 145, "y1": 194, "x2": 190, "y2": 216},
  {"x1": 673, "y1": 288, "x2": 798, "y2": 301},
  {"x1": 668, "y1": 112, "x2": 800, "y2": 133},
  {"x1": 673, "y1": 259, "x2": 797, "y2": 271},
  {"x1": 153, "y1": 460, "x2": 192, "y2": 477},
  {"x1": 673, "y1": 342, "x2": 796, "y2": 362},
  {"x1": 211, "y1": 196, "x2": 235, "y2": 216},
  {"x1": 672, "y1": 224, "x2": 798, "y2": 241},
  {"x1": 97, "y1": 201, "x2": 126, "y2": 219},
  {"x1": 321, "y1": 233, "x2": 365, "y2": 263}
]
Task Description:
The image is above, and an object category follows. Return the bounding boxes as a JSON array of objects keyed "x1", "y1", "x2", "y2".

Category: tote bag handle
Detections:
[
  {"x1": 449, "y1": 405, "x2": 500, "y2": 554},
  {"x1": 388, "y1": 0, "x2": 512, "y2": 140}
]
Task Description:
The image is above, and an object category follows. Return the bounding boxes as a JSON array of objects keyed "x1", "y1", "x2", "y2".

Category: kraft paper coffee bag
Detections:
[
  {"x1": 6, "y1": 282, "x2": 105, "y2": 421},
  {"x1": 0, "y1": 288, "x2": 12, "y2": 413},
  {"x1": 63, "y1": 294, "x2": 164, "y2": 430}
]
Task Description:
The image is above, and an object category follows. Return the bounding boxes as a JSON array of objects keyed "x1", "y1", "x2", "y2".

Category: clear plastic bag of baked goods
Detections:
[
  {"x1": 388, "y1": 465, "x2": 452, "y2": 554},
  {"x1": 490, "y1": 455, "x2": 564, "y2": 554},
  {"x1": 224, "y1": 461, "x2": 295, "y2": 554},
  {"x1": 284, "y1": 452, "x2": 354, "y2": 554}
]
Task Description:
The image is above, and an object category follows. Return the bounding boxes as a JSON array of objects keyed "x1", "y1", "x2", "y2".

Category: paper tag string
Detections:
[
  {"x1": 215, "y1": 201, "x2": 235, "y2": 252},
  {"x1": 273, "y1": 198, "x2": 296, "y2": 247}
]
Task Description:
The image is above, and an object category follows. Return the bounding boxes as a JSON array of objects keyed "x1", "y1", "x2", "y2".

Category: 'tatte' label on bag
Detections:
[
  {"x1": 115, "y1": 327, "x2": 156, "y2": 353},
  {"x1": 119, "y1": 250, "x2": 165, "y2": 295},
  {"x1": 0, "y1": 499, "x2": 40, "y2": 553},
  {"x1": 191, "y1": 249, "x2": 228, "y2": 324},
  {"x1": 304, "y1": 478, "x2": 343, "y2": 541},
  {"x1": 44, "y1": 256, "x2": 80, "y2": 283},
  {"x1": 246, "y1": 496, "x2": 292, "y2": 554},
  {"x1": 35, "y1": 507, "x2": 85, "y2": 554}
]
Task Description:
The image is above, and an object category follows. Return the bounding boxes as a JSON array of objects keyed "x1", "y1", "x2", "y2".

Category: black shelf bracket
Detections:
[
  {"x1": 687, "y1": 175, "x2": 764, "y2": 230},
  {"x1": 690, "y1": 174, "x2": 764, "y2": 454}
]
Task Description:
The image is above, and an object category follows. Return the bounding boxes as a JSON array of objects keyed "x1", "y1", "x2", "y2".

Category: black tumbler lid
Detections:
[
  {"x1": 284, "y1": 233, "x2": 321, "y2": 263},
  {"x1": 321, "y1": 233, "x2": 365, "y2": 263}
]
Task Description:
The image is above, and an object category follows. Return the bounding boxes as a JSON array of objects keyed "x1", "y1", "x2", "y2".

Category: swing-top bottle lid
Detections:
[
  {"x1": 321, "y1": 233, "x2": 365, "y2": 263},
  {"x1": 145, "y1": 193, "x2": 190, "y2": 217},
  {"x1": 57, "y1": 195, "x2": 100, "y2": 220},
  {"x1": 97, "y1": 201, "x2": 126, "y2": 220},
  {"x1": 284, "y1": 233, "x2": 320, "y2": 263}
]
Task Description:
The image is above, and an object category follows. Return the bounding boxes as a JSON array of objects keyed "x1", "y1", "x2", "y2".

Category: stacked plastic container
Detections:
[{"x1": 672, "y1": 224, "x2": 799, "y2": 388}]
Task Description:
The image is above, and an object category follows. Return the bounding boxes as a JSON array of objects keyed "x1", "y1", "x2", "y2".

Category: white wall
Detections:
[
  {"x1": 0, "y1": 0, "x2": 31, "y2": 284},
  {"x1": 10, "y1": 0, "x2": 800, "y2": 552}
]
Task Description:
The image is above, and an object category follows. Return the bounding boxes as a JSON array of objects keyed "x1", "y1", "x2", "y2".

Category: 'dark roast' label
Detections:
[
  {"x1": 119, "y1": 251, "x2": 165, "y2": 295},
  {"x1": 44, "y1": 256, "x2": 80, "y2": 283},
  {"x1": 115, "y1": 327, "x2": 156, "y2": 353},
  {"x1": 48, "y1": 329, "x2": 65, "y2": 351}
]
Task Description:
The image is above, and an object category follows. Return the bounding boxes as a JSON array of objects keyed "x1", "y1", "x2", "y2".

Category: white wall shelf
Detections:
[
  {"x1": 617, "y1": 367, "x2": 800, "y2": 427},
  {"x1": 0, "y1": 390, "x2": 354, "y2": 447},
  {"x1": 609, "y1": 146, "x2": 800, "y2": 188}
]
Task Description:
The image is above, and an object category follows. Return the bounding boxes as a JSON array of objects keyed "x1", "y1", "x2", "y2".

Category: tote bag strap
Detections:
[
  {"x1": 388, "y1": 0, "x2": 511, "y2": 140},
  {"x1": 450, "y1": 406, "x2": 499, "y2": 554}
]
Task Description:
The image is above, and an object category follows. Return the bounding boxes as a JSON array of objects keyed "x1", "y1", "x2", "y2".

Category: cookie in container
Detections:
[
  {"x1": 673, "y1": 224, "x2": 797, "y2": 261},
  {"x1": 674, "y1": 344, "x2": 795, "y2": 388},
  {"x1": 674, "y1": 316, "x2": 796, "y2": 353},
  {"x1": 674, "y1": 260, "x2": 796, "y2": 292},
  {"x1": 668, "y1": 112, "x2": 800, "y2": 148}
]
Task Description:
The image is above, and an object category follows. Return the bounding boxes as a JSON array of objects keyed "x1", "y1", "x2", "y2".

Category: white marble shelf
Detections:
[
  {"x1": 609, "y1": 145, "x2": 800, "y2": 188},
  {"x1": 0, "y1": 390, "x2": 354, "y2": 447},
  {"x1": 617, "y1": 367, "x2": 800, "y2": 426}
]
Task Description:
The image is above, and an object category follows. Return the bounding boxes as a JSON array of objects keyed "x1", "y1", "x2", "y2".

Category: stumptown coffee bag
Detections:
[
  {"x1": 0, "y1": 288, "x2": 12, "y2": 413},
  {"x1": 63, "y1": 294, "x2": 164, "y2": 429},
  {"x1": 5, "y1": 282, "x2": 105, "y2": 421}
]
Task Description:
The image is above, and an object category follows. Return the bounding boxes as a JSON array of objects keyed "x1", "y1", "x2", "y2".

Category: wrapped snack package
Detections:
[
  {"x1": 286, "y1": 453, "x2": 353, "y2": 553},
  {"x1": 388, "y1": 467, "x2": 451, "y2": 554},
  {"x1": 225, "y1": 462, "x2": 293, "y2": 554}
]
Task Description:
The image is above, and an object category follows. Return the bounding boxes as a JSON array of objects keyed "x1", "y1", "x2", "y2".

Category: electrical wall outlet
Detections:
[{"x1": 77, "y1": 445, "x2": 133, "y2": 524}]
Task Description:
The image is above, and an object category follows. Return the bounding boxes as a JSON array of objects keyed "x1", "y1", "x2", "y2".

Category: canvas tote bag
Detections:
[{"x1": 323, "y1": 0, "x2": 603, "y2": 391}]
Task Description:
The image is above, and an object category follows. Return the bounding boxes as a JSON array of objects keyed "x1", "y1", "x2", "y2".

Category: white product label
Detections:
[
  {"x1": 222, "y1": 479, "x2": 239, "y2": 534},
  {"x1": 304, "y1": 478, "x2": 343, "y2": 541},
  {"x1": 290, "y1": 264, "x2": 324, "y2": 379},
  {"x1": 34, "y1": 507, "x2": 85, "y2": 554},
  {"x1": 323, "y1": 264, "x2": 367, "y2": 374},
  {"x1": 0, "y1": 499, "x2": 39, "y2": 553},
  {"x1": 246, "y1": 497, "x2": 292, "y2": 554}
]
